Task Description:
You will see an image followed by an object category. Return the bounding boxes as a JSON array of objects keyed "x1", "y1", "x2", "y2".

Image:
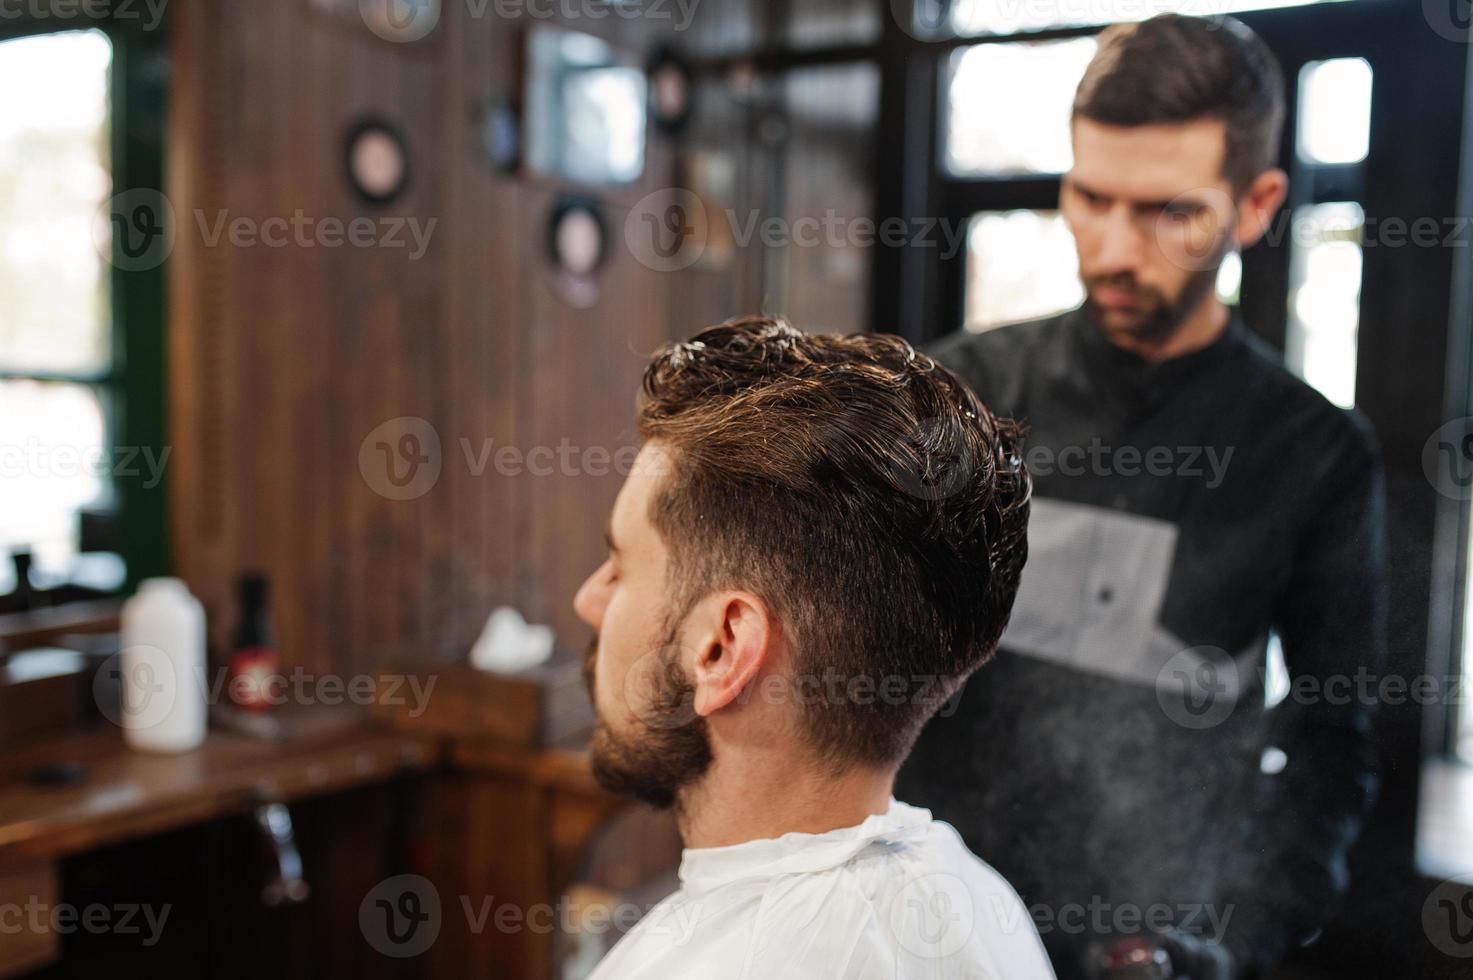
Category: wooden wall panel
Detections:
[{"x1": 166, "y1": 0, "x2": 772, "y2": 679}]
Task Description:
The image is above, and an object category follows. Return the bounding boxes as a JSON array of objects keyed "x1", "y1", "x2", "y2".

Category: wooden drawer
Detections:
[{"x1": 0, "y1": 861, "x2": 59, "y2": 978}]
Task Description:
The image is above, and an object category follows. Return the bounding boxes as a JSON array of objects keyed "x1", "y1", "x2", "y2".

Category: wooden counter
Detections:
[
  {"x1": 0, "y1": 599, "x2": 120, "y2": 654},
  {"x1": 0, "y1": 724, "x2": 438, "y2": 978},
  {"x1": 0, "y1": 721, "x2": 663, "y2": 980},
  {"x1": 0, "y1": 725, "x2": 438, "y2": 867}
]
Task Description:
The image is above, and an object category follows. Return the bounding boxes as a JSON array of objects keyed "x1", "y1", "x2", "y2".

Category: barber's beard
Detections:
[
  {"x1": 1084, "y1": 264, "x2": 1220, "y2": 343},
  {"x1": 582, "y1": 626, "x2": 712, "y2": 811}
]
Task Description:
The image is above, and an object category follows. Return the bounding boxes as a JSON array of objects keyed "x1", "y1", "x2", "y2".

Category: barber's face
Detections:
[
  {"x1": 1061, "y1": 117, "x2": 1239, "y2": 337},
  {"x1": 573, "y1": 442, "x2": 710, "y2": 808}
]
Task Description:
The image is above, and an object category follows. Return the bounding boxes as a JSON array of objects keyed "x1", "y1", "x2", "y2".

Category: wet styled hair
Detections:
[{"x1": 637, "y1": 315, "x2": 1031, "y2": 769}]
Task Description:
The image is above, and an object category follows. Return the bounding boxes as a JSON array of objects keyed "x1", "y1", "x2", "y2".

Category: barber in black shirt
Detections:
[{"x1": 901, "y1": 15, "x2": 1386, "y2": 980}]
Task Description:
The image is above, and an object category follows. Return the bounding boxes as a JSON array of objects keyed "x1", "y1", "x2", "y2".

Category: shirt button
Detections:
[{"x1": 1097, "y1": 587, "x2": 1114, "y2": 604}]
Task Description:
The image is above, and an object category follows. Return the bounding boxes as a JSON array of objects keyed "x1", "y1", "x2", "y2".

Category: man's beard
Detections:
[
  {"x1": 581, "y1": 623, "x2": 712, "y2": 811},
  {"x1": 1084, "y1": 264, "x2": 1219, "y2": 342}
]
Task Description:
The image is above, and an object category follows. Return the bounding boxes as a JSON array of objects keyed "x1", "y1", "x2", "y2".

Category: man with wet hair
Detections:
[
  {"x1": 903, "y1": 14, "x2": 1386, "y2": 980},
  {"x1": 575, "y1": 315, "x2": 1051, "y2": 978}
]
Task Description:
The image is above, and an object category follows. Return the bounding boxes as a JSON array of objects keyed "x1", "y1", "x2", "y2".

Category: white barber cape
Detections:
[{"x1": 587, "y1": 799, "x2": 1055, "y2": 980}]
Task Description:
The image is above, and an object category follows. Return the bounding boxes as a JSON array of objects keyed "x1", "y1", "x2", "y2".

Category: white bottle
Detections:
[{"x1": 118, "y1": 577, "x2": 208, "y2": 752}]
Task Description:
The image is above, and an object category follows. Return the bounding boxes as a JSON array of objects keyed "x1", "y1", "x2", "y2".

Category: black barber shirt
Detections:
[{"x1": 898, "y1": 306, "x2": 1387, "y2": 976}]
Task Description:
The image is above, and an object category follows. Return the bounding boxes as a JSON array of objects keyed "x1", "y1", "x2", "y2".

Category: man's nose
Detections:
[
  {"x1": 574, "y1": 560, "x2": 613, "y2": 628},
  {"x1": 1094, "y1": 206, "x2": 1147, "y2": 274}
]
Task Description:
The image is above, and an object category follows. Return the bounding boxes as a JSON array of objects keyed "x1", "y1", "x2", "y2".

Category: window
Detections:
[
  {"x1": 0, "y1": 30, "x2": 125, "y2": 593},
  {"x1": 1462, "y1": 544, "x2": 1473, "y2": 761},
  {"x1": 944, "y1": 37, "x2": 1096, "y2": 177},
  {"x1": 1297, "y1": 57, "x2": 1372, "y2": 165},
  {"x1": 1282, "y1": 59, "x2": 1374, "y2": 409},
  {"x1": 777, "y1": 62, "x2": 882, "y2": 336},
  {"x1": 963, "y1": 209, "x2": 1082, "y2": 329},
  {"x1": 1285, "y1": 203, "x2": 1363, "y2": 409}
]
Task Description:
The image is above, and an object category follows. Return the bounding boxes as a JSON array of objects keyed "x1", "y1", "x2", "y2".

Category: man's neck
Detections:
[
  {"x1": 1100, "y1": 294, "x2": 1230, "y2": 364},
  {"x1": 675, "y1": 752, "x2": 896, "y2": 850}
]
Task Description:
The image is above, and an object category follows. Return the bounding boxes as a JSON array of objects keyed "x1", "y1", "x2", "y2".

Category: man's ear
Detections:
[
  {"x1": 1235, "y1": 167, "x2": 1289, "y2": 250},
  {"x1": 690, "y1": 593, "x2": 771, "y2": 718}
]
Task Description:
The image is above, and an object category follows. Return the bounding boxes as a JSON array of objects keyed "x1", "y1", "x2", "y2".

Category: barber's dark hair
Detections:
[
  {"x1": 637, "y1": 315, "x2": 1031, "y2": 770},
  {"x1": 1074, "y1": 14, "x2": 1285, "y2": 187}
]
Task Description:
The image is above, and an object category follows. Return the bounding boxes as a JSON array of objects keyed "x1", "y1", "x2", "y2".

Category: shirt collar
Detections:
[
  {"x1": 1066, "y1": 304, "x2": 1246, "y2": 415},
  {"x1": 1070, "y1": 303, "x2": 1245, "y2": 376},
  {"x1": 676, "y1": 799, "x2": 933, "y2": 894}
]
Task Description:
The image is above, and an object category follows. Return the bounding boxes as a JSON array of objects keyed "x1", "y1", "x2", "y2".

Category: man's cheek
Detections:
[
  {"x1": 597, "y1": 649, "x2": 640, "y2": 728},
  {"x1": 594, "y1": 653, "x2": 617, "y2": 719}
]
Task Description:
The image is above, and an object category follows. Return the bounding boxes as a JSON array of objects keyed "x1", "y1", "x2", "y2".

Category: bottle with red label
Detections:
[{"x1": 229, "y1": 573, "x2": 279, "y2": 712}]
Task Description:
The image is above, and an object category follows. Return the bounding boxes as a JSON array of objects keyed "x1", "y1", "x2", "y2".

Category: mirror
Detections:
[
  {"x1": 647, "y1": 46, "x2": 694, "y2": 134},
  {"x1": 344, "y1": 118, "x2": 410, "y2": 205},
  {"x1": 524, "y1": 27, "x2": 647, "y2": 186}
]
